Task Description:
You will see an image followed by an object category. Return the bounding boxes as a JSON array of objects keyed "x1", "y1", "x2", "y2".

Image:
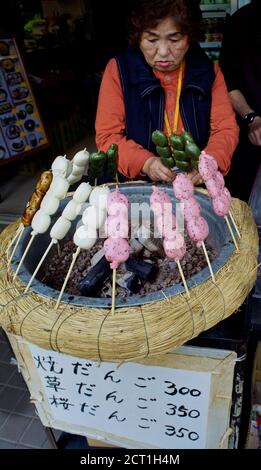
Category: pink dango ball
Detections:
[
  {"x1": 155, "y1": 211, "x2": 176, "y2": 239},
  {"x1": 198, "y1": 152, "x2": 218, "y2": 181},
  {"x1": 150, "y1": 186, "x2": 172, "y2": 217},
  {"x1": 212, "y1": 189, "x2": 231, "y2": 217},
  {"x1": 186, "y1": 216, "x2": 209, "y2": 248},
  {"x1": 163, "y1": 232, "x2": 186, "y2": 261},
  {"x1": 107, "y1": 190, "x2": 129, "y2": 216},
  {"x1": 183, "y1": 198, "x2": 201, "y2": 222},
  {"x1": 173, "y1": 173, "x2": 194, "y2": 201},
  {"x1": 108, "y1": 189, "x2": 129, "y2": 207},
  {"x1": 105, "y1": 215, "x2": 129, "y2": 239},
  {"x1": 150, "y1": 186, "x2": 172, "y2": 205},
  {"x1": 223, "y1": 187, "x2": 232, "y2": 205},
  {"x1": 104, "y1": 237, "x2": 131, "y2": 269},
  {"x1": 205, "y1": 172, "x2": 225, "y2": 198}
]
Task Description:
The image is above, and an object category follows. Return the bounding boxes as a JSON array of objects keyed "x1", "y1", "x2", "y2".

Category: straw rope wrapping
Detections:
[{"x1": 0, "y1": 197, "x2": 258, "y2": 361}]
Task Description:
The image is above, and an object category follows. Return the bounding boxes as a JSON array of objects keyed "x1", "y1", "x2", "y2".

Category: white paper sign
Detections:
[{"x1": 29, "y1": 344, "x2": 211, "y2": 448}]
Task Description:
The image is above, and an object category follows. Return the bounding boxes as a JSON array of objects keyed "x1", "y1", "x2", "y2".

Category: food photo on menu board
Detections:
[{"x1": 0, "y1": 37, "x2": 48, "y2": 162}]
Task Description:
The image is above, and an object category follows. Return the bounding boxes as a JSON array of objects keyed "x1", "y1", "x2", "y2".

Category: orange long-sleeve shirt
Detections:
[{"x1": 95, "y1": 58, "x2": 239, "y2": 178}]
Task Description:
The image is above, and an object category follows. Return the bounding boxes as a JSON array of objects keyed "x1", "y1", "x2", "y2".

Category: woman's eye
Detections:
[
  {"x1": 170, "y1": 34, "x2": 184, "y2": 43},
  {"x1": 148, "y1": 39, "x2": 157, "y2": 43}
]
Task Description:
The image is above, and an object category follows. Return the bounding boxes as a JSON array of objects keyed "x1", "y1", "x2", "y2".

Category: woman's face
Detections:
[{"x1": 140, "y1": 17, "x2": 190, "y2": 72}]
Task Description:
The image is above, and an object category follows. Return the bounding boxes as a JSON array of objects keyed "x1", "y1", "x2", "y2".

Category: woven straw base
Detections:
[{"x1": 0, "y1": 197, "x2": 258, "y2": 362}]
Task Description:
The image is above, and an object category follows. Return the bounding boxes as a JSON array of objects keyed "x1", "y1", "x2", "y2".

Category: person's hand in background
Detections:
[
  {"x1": 187, "y1": 168, "x2": 203, "y2": 185},
  {"x1": 248, "y1": 116, "x2": 261, "y2": 146},
  {"x1": 142, "y1": 156, "x2": 176, "y2": 182}
]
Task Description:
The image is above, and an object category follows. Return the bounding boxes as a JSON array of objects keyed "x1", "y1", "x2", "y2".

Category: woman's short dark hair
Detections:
[{"x1": 128, "y1": 0, "x2": 202, "y2": 46}]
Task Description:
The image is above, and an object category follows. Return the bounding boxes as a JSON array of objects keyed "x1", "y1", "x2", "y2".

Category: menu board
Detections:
[{"x1": 0, "y1": 37, "x2": 48, "y2": 163}]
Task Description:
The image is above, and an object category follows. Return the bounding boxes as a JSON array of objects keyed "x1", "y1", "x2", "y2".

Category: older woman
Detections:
[{"x1": 95, "y1": 0, "x2": 239, "y2": 183}]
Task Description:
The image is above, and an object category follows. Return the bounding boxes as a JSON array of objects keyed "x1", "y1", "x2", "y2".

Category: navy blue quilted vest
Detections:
[{"x1": 115, "y1": 43, "x2": 215, "y2": 154}]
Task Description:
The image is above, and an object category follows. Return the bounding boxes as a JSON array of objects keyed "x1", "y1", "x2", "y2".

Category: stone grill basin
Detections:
[{"x1": 13, "y1": 183, "x2": 234, "y2": 308}]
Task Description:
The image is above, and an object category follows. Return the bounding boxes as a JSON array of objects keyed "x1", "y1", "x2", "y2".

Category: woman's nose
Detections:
[{"x1": 157, "y1": 42, "x2": 169, "y2": 57}]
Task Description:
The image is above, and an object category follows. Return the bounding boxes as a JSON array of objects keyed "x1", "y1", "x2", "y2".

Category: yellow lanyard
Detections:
[{"x1": 164, "y1": 61, "x2": 184, "y2": 137}]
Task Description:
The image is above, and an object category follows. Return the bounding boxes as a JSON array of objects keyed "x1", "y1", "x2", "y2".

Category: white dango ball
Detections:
[
  {"x1": 73, "y1": 225, "x2": 97, "y2": 249},
  {"x1": 51, "y1": 155, "x2": 72, "y2": 178},
  {"x1": 65, "y1": 159, "x2": 73, "y2": 177},
  {"x1": 49, "y1": 176, "x2": 70, "y2": 199},
  {"x1": 67, "y1": 173, "x2": 81, "y2": 185},
  {"x1": 82, "y1": 205, "x2": 106, "y2": 229},
  {"x1": 89, "y1": 186, "x2": 110, "y2": 211},
  {"x1": 63, "y1": 200, "x2": 82, "y2": 221},
  {"x1": 73, "y1": 148, "x2": 89, "y2": 167},
  {"x1": 73, "y1": 182, "x2": 92, "y2": 203},
  {"x1": 31, "y1": 211, "x2": 51, "y2": 234},
  {"x1": 71, "y1": 164, "x2": 84, "y2": 177},
  {"x1": 50, "y1": 216, "x2": 71, "y2": 240},
  {"x1": 40, "y1": 193, "x2": 60, "y2": 215}
]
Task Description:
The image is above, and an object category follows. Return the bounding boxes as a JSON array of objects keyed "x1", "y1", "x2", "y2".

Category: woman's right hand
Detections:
[{"x1": 142, "y1": 157, "x2": 175, "y2": 182}]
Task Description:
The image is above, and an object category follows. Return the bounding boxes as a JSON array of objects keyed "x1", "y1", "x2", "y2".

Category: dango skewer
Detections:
[
  {"x1": 7, "y1": 224, "x2": 23, "y2": 253},
  {"x1": 55, "y1": 183, "x2": 105, "y2": 309},
  {"x1": 25, "y1": 183, "x2": 92, "y2": 294},
  {"x1": 150, "y1": 186, "x2": 190, "y2": 297},
  {"x1": 8, "y1": 227, "x2": 24, "y2": 268},
  {"x1": 24, "y1": 239, "x2": 56, "y2": 293},
  {"x1": 173, "y1": 173, "x2": 215, "y2": 283},
  {"x1": 200, "y1": 240, "x2": 215, "y2": 283},
  {"x1": 54, "y1": 246, "x2": 80, "y2": 310},
  {"x1": 14, "y1": 175, "x2": 70, "y2": 279},
  {"x1": 164, "y1": 233, "x2": 190, "y2": 297},
  {"x1": 198, "y1": 151, "x2": 241, "y2": 241},
  {"x1": 67, "y1": 148, "x2": 90, "y2": 186},
  {"x1": 211, "y1": 188, "x2": 239, "y2": 252},
  {"x1": 104, "y1": 189, "x2": 131, "y2": 314},
  {"x1": 224, "y1": 215, "x2": 239, "y2": 252},
  {"x1": 8, "y1": 170, "x2": 53, "y2": 266},
  {"x1": 13, "y1": 233, "x2": 36, "y2": 280},
  {"x1": 55, "y1": 224, "x2": 97, "y2": 310},
  {"x1": 228, "y1": 209, "x2": 241, "y2": 239}
]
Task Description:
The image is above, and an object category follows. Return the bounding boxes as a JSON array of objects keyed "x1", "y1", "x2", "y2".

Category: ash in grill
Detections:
[{"x1": 42, "y1": 227, "x2": 217, "y2": 299}]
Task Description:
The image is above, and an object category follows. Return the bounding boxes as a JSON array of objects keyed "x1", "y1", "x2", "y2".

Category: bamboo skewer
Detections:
[
  {"x1": 229, "y1": 209, "x2": 241, "y2": 239},
  {"x1": 8, "y1": 226, "x2": 24, "y2": 267},
  {"x1": 57, "y1": 241, "x2": 61, "y2": 257},
  {"x1": 225, "y1": 215, "x2": 239, "y2": 252},
  {"x1": 201, "y1": 241, "x2": 215, "y2": 283},
  {"x1": 177, "y1": 260, "x2": 190, "y2": 298},
  {"x1": 13, "y1": 234, "x2": 36, "y2": 280},
  {"x1": 7, "y1": 224, "x2": 23, "y2": 253},
  {"x1": 24, "y1": 239, "x2": 55, "y2": 293},
  {"x1": 55, "y1": 246, "x2": 81, "y2": 310},
  {"x1": 111, "y1": 268, "x2": 117, "y2": 315}
]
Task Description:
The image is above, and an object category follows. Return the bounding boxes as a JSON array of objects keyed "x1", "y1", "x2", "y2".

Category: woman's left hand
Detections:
[
  {"x1": 248, "y1": 116, "x2": 261, "y2": 146},
  {"x1": 187, "y1": 168, "x2": 203, "y2": 186}
]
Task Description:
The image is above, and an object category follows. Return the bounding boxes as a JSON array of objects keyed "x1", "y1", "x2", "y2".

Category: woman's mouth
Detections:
[{"x1": 156, "y1": 61, "x2": 172, "y2": 69}]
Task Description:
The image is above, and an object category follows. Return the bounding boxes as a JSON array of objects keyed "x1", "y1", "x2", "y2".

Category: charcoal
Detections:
[
  {"x1": 136, "y1": 225, "x2": 164, "y2": 256},
  {"x1": 126, "y1": 274, "x2": 142, "y2": 293},
  {"x1": 117, "y1": 273, "x2": 142, "y2": 294},
  {"x1": 43, "y1": 233, "x2": 217, "y2": 299},
  {"x1": 90, "y1": 247, "x2": 105, "y2": 266},
  {"x1": 129, "y1": 238, "x2": 144, "y2": 254},
  {"x1": 78, "y1": 256, "x2": 111, "y2": 296},
  {"x1": 125, "y1": 258, "x2": 158, "y2": 282}
]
